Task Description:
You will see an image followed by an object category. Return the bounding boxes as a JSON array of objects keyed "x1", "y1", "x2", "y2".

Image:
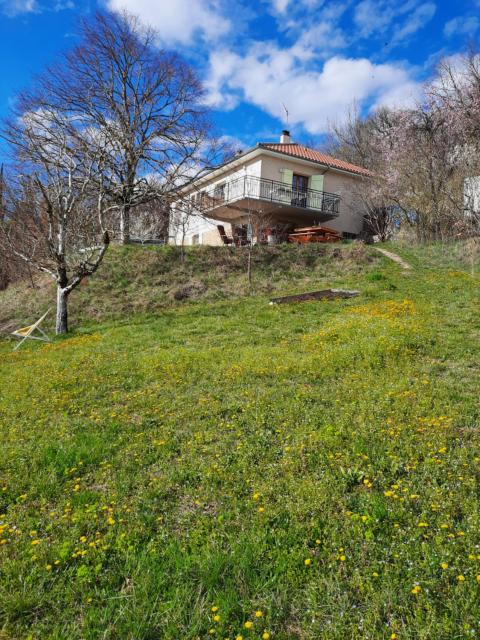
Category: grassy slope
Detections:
[
  {"x1": 0, "y1": 243, "x2": 374, "y2": 333},
  {"x1": 0, "y1": 243, "x2": 479, "y2": 640}
]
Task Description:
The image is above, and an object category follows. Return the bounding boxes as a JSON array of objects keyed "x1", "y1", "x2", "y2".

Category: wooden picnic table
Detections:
[
  {"x1": 293, "y1": 225, "x2": 340, "y2": 234},
  {"x1": 288, "y1": 225, "x2": 342, "y2": 244}
]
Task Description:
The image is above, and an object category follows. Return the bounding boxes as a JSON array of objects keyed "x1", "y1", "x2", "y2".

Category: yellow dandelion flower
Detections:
[
  {"x1": 31, "y1": 539, "x2": 40, "y2": 545},
  {"x1": 262, "y1": 633, "x2": 270, "y2": 640},
  {"x1": 211, "y1": 606, "x2": 219, "y2": 613},
  {"x1": 304, "y1": 558, "x2": 311, "y2": 566},
  {"x1": 258, "y1": 507, "x2": 264, "y2": 513},
  {"x1": 255, "y1": 610, "x2": 263, "y2": 618},
  {"x1": 441, "y1": 562, "x2": 449, "y2": 570},
  {"x1": 244, "y1": 621, "x2": 253, "y2": 629},
  {"x1": 339, "y1": 555, "x2": 346, "y2": 562},
  {"x1": 411, "y1": 585, "x2": 421, "y2": 595},
  {"x1": 45, "y1": 564, "x2": 52, "y2": 571},
  {"x1": 213, "y1": 615, "x2": 221, "y2": 622},
  {"x1": 457, "y1": 575, "x2": 465, "y2": 582}
]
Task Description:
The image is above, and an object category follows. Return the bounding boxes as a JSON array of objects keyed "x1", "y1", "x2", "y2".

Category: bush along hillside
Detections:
[{"x1": 0, "y1": 242, "x2": 479, "y2": 639}]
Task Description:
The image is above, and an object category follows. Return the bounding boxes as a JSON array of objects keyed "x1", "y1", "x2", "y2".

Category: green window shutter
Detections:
[
  {"x1": 280, "y1": 168, "x2": 293, "y2": 185},
  {"x1": 309, "y1": 174, "x2": 324, "y2": 192}
]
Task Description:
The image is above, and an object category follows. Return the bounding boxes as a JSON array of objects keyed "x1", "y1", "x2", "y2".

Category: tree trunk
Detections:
[
  {"x1": 56, "y1": 286, "x2": 69, "y2": 334},
  {"x1": 120, "y1": 203, "x2": 130, "y2": 245}
]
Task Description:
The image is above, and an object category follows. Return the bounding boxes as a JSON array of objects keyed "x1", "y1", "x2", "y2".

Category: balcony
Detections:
[{"x1": 193, "y1": 175, "x2": 340, "y2": 223}]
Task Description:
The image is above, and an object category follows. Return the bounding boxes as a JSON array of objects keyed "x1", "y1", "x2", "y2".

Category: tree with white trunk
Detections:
[{"x1": 1, "y1": 110, "x2": 114, "y2": 334}]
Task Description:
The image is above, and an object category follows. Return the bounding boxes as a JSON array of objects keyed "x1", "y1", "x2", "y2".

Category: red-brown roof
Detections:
[{"x1": 258, "y1": 143, "x2": 372, "y2": 176}]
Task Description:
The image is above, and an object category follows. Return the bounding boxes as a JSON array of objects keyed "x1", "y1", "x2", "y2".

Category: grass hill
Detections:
[
  {"x1": 0, "y1": 241, "x2": 479, "y2": 639},
  {"x1": 0, "y1": 242, "x2": 376, "y2": 333}
]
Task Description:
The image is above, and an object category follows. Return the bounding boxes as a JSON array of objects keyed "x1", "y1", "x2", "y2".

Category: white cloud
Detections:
[
  {"x1": 392, "y1": 2, "x2": 436, "y2": 43},
  {"x1": 354, "y1": 0, "x2": 397, "y2": 37},
  {"x1": 0, "y1": 0, "x2": 74, "y2": 15},
  {"x1": 444, "y1": 15, "x2": 479, "y2": 38},
  {"x1": 105, "y1": 0, "x2": 230, "y2": 45},
  {"x1": 290, "y1": 21, "x2": 347, "y2": 59},
  {"x1": 270, "y1": 0, "x2": 290, "y2": 12},
  {"x1": 269, "y1": 0, "x2": 324, "y2": 14},
  {"x1": 205, "y1": 44, "x2": 421, "y2": 134},
  {"x1": 0, "y1": 0, "x2": 38, "y2": 16},
  {"x1": 354, "y1": 0, "x2": 436, "y2": 43},
  {"x1": 54, "y1": 0, "x2": 74, "y2": 9}
]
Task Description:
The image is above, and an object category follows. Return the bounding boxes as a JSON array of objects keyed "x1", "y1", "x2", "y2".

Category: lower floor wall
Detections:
[
  {"x1": 169, "y1": 209, "x2": 364, "y2": 246},
  {"x1": 169, "y1": 214, "x2": 231, "y2": 246}
]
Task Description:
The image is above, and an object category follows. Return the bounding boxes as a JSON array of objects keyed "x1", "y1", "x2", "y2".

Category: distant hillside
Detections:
[{"x1": 0, "y1": 242, "x2": 379, "y2": 334}]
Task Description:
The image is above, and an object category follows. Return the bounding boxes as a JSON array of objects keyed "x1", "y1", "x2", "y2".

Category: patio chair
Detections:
[
  {"x1": 11, "y1": 309, "x2": 51, "y2": 351},
  {"x1": 217, "y1": 225, "x2": 234, "y2": 245}
]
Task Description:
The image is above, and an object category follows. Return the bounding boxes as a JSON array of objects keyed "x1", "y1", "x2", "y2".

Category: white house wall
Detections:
[
  {"x1": 259, "y1": 155, "x2": 366, "y2": 235},
  {"x1": 464, "y1": 176, "x2": 480, "y2": 217},
  {"x1": 170, "y1": 152, "x2": 367, "y2": 244},
  {"x1": 170, "y1": 158, "x2": 262, "y2": 245}
]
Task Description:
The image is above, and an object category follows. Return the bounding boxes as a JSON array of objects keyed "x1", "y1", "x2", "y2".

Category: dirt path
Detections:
[{"x1": 375, "y1": 247, "x2": 412, "y2": 270}]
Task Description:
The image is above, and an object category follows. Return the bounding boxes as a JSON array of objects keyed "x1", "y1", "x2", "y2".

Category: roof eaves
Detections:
[{"x1": 258, "y1": 143, "x2": 371, "y2": 177}]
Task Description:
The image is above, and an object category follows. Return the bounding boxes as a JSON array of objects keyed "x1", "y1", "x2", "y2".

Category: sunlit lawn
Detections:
[{"x1": 1, "y1": 245, "x2": 479, "y2": 639}]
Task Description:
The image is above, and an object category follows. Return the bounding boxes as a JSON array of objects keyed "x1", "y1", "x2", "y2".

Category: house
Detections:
[
  {"x1": 169, "y1": 131, "x2": 372, "y2": 246},
  {"x1": 464, "y1": 176, "x2": 480, "y2": 221}
]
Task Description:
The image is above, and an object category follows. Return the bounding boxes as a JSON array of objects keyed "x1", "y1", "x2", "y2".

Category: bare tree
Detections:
[
  {"x1": 329, "y1": 100, "x2": 471, "y2": 241},
  {"x1": 129, "y1": 194, "x2": 170, "y2": 244},
  {"x1": 428, "y1": 51, "x2": 480, "y2": 233},
  {"x1": 1, "y1": 110, "x2": 113, "y2": 334},
  {"x1": 10, "y1": 10, "x2": 215, "y2": 245},
  {"x1": 328, "y1": 107, "x2": 397, "y2": 240}
]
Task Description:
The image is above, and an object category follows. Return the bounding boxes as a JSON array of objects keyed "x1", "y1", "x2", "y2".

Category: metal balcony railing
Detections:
[{"x1": 193, "y1": 175, "x2": 340, "y2": 215}]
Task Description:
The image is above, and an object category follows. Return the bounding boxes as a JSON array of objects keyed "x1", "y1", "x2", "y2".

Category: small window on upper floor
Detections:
[{"x1": 214, "y1": 182, "x2": 226, "y2": 200}]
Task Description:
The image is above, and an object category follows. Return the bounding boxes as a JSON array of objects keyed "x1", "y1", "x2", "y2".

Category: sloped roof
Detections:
[{"x1": 258, "y1": 143, "x2": 372, "y2": 176}]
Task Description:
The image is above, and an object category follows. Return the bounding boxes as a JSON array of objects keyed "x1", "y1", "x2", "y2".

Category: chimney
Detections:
[{"x1": 280, "y1": 129, "x2": 291, "y2": 144}]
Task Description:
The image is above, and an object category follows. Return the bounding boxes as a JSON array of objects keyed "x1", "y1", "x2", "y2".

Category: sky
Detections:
[{"x1": 0, "y1": 0, "x2": 478, "y2": 156}]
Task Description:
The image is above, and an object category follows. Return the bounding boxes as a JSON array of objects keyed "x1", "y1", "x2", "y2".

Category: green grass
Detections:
[
  {"x1": 0, "y1": 242, "x2": 377, "y2": 332},
  {"x1": 0, "y1": 243, "x2": 479, "y2": 639}
]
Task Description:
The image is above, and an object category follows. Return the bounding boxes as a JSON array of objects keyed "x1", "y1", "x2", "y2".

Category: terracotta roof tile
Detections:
[{"x1": 258, "y1": 143, "x2": 372, "y2": 176}]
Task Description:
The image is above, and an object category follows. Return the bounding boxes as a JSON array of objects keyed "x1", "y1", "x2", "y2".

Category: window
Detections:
[
  {"x1": 292, "y1": 174, "x2": 308, "y2": 207},
  {"x1": 214, "y1": 182, "x2": 226, "y2": 201},
  {"x1": 191, "y1": 233, "x2": 200, "y2": 245}
]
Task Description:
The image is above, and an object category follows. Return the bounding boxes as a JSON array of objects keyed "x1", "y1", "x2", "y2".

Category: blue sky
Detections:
[{"x1": 0, "y1": 0, "x2": 478, "y2": 157}]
